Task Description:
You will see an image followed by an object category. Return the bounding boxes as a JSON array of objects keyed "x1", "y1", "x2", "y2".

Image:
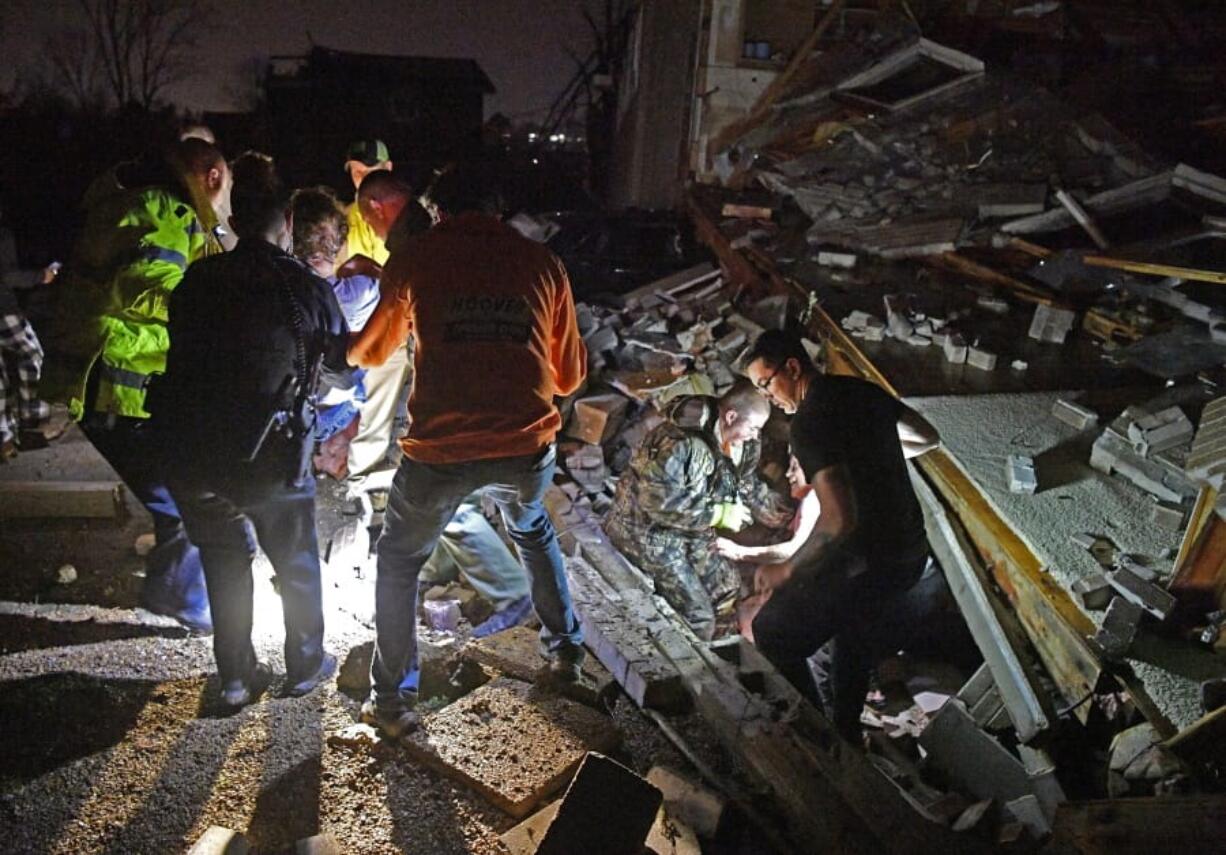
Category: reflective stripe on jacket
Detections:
[{"x1": 43, "y1": 181, "x2": 220, "y2": 419}]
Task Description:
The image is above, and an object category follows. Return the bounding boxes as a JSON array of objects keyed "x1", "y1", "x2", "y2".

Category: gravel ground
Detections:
[{"x1": 0, "y1": 436, "x2": 727, "y2": 854}]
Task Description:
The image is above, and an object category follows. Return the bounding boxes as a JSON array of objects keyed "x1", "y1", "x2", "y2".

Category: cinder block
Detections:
[
  {"x1": 1052, "y1": 398, "x2": 1098, "y2": 430},
  {"x1": 1186, "y1": 396, "x2": 1226, "y2": 487},
  {"x1": 1028, "y1": 304, "x2": 1076, "y2": 344},
  {"x1": 188, "y1": 827, "x2": 250, "y2": 855},
  {"x1": 943, "y1": 334, "x2": 968, "y2": 364},
  {"x1": 1128, "y1": 406, "x2": 1193, "y2": 457},
  {"x1": 967, "y1": 346, "x2": 997, "y2": 370},
  {"x1": 1093, "y1": 596, "x2": 1144, "y2": 659},
  {"x1": 535, "y1": 753, "x2": 662, "y2": 855},
  {"x1": 1072, "y1": 573, "x2": 1113, "y2": 611},
  {"x1": 1108, "y1": 565, "x2": 1176, "y2": 620},
  {"x1": 1006, "y1": 455, "x2": 1037, "y2": 494},
  {"x1": 567, "y1": 394, "x2": 630, "y2": 446}
]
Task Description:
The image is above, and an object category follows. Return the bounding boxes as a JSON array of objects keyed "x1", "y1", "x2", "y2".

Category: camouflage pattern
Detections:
[{"x1": 606, "y1": 396, "x2": 791, "y2": 639}]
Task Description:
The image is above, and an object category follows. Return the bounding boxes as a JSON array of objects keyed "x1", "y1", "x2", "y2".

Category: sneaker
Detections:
[
  {"x1": 471, "y1": 595, "x2": 535, "y2": 639},
  {"x1": 219, "y1": 661, "x2": 272, "y2": 710},
  {"x1": 283, "y1": 652, "x2": 338, "y2": 698},
  {"x1": 359, "y1": 698, "x2": 420, "y2": 739}
]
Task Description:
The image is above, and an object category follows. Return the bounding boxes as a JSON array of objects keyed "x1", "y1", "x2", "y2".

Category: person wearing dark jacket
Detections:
[{"x1": 151, "y1": 153, "x2": 347, "y2": 709}]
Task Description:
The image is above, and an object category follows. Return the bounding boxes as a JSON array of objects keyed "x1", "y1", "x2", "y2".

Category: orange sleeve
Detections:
[
  {"x1": 349, "y1": 274, "x2": 412, "y2": 368},
  {"x1": 548, "y1": 261, "x2": 587, "y2": 397}
]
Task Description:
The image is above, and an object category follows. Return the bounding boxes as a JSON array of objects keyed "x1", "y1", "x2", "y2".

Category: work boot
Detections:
[
  {"x1": 537, "y1": 644, "x2": 586, "y2": 688},
  {"x1": 470, "y1": 594, "x2": 534, "y2": 639},
  {"x1": 283, "y1": 652, "x2": 338, "y2": 698},
  {"x1": 17, "y1": 429, "x2": 49, "y2": 450},
  {"x1": 360, "y1": 698, "x2": 420, "y2": 740},
  {"x1": 218, "y1": 661, "x2": 272, "y2": 711},
  {"x1": 0, "y1": 438, "x2": 16, "y2": 462}
]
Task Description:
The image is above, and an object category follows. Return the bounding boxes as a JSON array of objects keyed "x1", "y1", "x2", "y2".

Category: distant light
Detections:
[
  {"x1": 528, "y1": 132, "x2": 538, "y2": 140},
  {"x1": 532, "y1": 158, "x2": 540, "y2": 165}
]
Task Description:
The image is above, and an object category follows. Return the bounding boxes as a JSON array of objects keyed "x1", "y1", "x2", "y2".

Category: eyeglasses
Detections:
[{"x1": 754, "y1": 364, "x2": 782, "y2": 393}]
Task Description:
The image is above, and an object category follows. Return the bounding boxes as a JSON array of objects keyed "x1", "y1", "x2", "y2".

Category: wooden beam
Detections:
[
  {"x1": 707, "y1": 0, "x2": 846, "y2": 156},
  {"x1": 1163, "y1": 704, "x2": 1226, "y2": 769},
  {"x1": 925, "y1": 252, "x2": 1056, "y2": 305},
  {"x1": 1044, "y1": 796, "x2": 1226, "y2": 854},
  {"x1": 0, "y1": 480, "x2": 124, "y2": 519},
  {"x1": 1082, "y1": 254, "x2": 1226, "y2": 285}
]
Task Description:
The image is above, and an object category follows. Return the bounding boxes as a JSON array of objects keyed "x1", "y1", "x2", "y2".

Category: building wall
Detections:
[{"x1": 609, "y1": 0, "x2": 702, "y2": 210}]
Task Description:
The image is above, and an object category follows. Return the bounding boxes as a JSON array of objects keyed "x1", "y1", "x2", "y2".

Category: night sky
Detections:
[{"x1": 1, "y1": 0, "x2": 596, "y2": 120}]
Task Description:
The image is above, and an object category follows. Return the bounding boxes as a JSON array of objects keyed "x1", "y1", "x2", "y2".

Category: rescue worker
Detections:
[
  {"x1": 338, "y1": 145, "x2": 418, "y2": 479},
  {"x1": 151, "y1": 152, "x2": 347, "y2": 709},
  {"x1": 743, "y1": 329, "x2": 941, "y2": 740},
  {"x1": 605, "y1": 382, "x2": 792, "y2": 640},
  {"x1": 349, "y1": 164, "x2": 586, "y2": 739},
  {"x1": 41, "y1": 138, "x2": 231, "y2": 633}
]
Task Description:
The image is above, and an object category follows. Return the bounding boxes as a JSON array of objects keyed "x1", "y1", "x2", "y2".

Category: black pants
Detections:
[
  {"x1": 172, "y1": 474, "x2": 325, "y2": 691},
  {"x1": 752, "y1": 550, "x2": 929, "y2": 739}
]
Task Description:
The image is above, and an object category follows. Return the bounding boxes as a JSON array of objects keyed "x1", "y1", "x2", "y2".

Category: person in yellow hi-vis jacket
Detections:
[{"x1": 41, "y1": 137, "x2": 231, "y2": 633}]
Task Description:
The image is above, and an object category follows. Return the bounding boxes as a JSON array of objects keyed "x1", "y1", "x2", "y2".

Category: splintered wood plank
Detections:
[
  {"x1": 0, "y1": 480, "x2": 124, "y2": 518},
  {"x1": 399, "y1": 677, "x2": 619, "y2": 818}
]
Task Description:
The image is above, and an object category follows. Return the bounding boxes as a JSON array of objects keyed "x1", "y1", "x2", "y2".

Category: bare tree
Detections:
[
  {"x1": 46, "y1": 27, "x2": 106, "y2": 110},
  {"x1": 54, "y1": 0, "x2": 215, "y2": 110}
]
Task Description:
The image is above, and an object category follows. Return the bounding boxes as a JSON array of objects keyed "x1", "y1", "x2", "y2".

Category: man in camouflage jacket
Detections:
[{"x1": 606, "y1": 381, "x2": 791, "y2": 639}]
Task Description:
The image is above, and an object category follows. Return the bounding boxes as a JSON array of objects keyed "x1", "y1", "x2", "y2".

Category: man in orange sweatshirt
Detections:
[{"x1": 349, "y1": 165, "x2": 587, "y2": 739}]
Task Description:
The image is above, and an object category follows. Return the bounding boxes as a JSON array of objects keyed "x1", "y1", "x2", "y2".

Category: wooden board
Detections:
[{"x1": 1044, "y1": 796, "x2": 1226, "y2": 854}]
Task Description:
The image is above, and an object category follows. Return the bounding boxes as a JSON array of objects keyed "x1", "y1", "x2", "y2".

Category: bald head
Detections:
[
  {"x1": 356, "y1": 171, "x2": 414, "y2": 240},
  {"x1": 168, "y1": 137, "x2": 230, "y2": 217}
]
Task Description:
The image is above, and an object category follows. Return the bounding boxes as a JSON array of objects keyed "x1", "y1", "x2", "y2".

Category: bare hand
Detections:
[
  {"x1": 715, "y1": 537, "x2": 748, "y2": 561},
  {"x1": 41, "y1": 263, "x2": 60, "y2": 284},
  {"x1": 337, "y1": 254, "x2": 382, "y2": 279}
]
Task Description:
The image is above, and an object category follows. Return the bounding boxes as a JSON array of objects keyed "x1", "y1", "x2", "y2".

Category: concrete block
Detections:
[
  {"x1": 1028, "y1": 304, "x2": 1076, "y2": 344},
  {"x1": 1010, "y1": 359, "x2": 1029, "y2": 371},
  {"x1": 400, "y1": 677, "x2": 620, "y2": 818},
  {"x1": 294, "y1": 834, "x2": 342, "y2": 855},
  {"x1": 918, "y1": 700, "x2": 1034, "y2": 805},
  {"x1": 535, "y1": 752, "x2": 662, "y2": 855},
  {"x1": 977, "y1": 295, "x2": 1009, "y2": 315},
  {"x1": 1004, "y1": 794, "x2": 1050, "y2": 838},
  {"x1": 817, "y1": 250, "x2": 857, "y2": 268},
  {"x1": 943, "y1": 333, "x2": 968, "y2": 364},
  {"x1": 746, "y1": 295, "x2": 789, "y2": 331},
  {"x1": 952, "y1": 799, "x2": 994, "y2": 833},
  {"x1": 188, "y1": 827, "x2": 250, "y2": 855},
  {"x1": 1072, "y1": 573, "x2": 1113, "y2": 611},
  {"x1": 1052, "y1": 398, "x2": 1098, "y2": 430},
  {"x1": 461, "y1": 625, "x2": 615, "y2": 709},
  {"x1": 967, "y1": 346, "x2": 997, "y2": 371},
  {"x1": 842, "y1": 310, "x2": 873, "y2": 331},
  {"x1": 714, "y1": 329, "x2": 747, "y2": 356},
  {"x1": 567, "y1": 394, "x2": 630, "y2": 446},
  {"x1": 1128, "y1": 406, "x2": 1193, "y2": 457},
  {"x1": 1006, "y1": 455, "x2": 1037, "y2": 494},
  {"x1": 646, "y1": 807, "x2": 702, "y2": 855},
  {"x1": 1108, "y1": 565, "x2": 1176, "y2": 620},
  {"x1": 862, "y1": 319, "x2": 886, "y2": 342},
  {"x1": 1093, "y1": 597, "x2": 1143, "y2": 659},
  {"x1": 646, "y1": 765, "x2": 727, "y2": 838},
  {"x1": 583, "y1": 324, "x2": 619, "y2": 356}
]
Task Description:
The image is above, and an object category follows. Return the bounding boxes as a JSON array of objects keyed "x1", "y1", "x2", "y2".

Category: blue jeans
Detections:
[
  {"x1": 420, "y1": 496, "x2": 531, "y2": 610},
  {"x1": 172, "y1": 476, "x2": 326, "y2": 691},
  {"x1": 370, "y1": 444, "x2": 582, "y2": 712}
]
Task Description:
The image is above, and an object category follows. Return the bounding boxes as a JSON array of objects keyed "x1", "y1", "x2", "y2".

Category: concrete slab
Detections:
[
  {"x1": 400, "y1": 676, "x2": 620, "y2": 818},
  {"x1": 461, "y1": 625, "x2": 616, "y2": 708},
  {"x1": 535, "y1": 752, "x2": 661, "y2": 855}
]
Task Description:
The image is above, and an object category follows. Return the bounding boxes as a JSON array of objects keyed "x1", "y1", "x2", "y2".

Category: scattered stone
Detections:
[
  {"x1": 943, "y1": 334, "x2": 968, "y2": 364},
  {"x1": 967, "y1": 346, "x2": 997, "y2": 371},
  {"x1": 1010, "y1": 359, "x2": 1028, "y2": 371},
  {"x1": 1127, "y1": 406, "x2": 1194, "y2": 457},
  {"x1": 646, "y1": 765, "x2": 727, "y2": 838},
  {"x1": 327, "y1": 723, "x2": 381, "y2": 752},
  {"x1": 133, "y1": 532, "x2": 156, "y2": 556},
  {"x1": 400, "y1": 676, "x2": 620, "y2": 818},
  {"x1": 187, "y1": 826, "x2": 250, "y2": 855},
  {"x1": 1051, "y1": 398, "x2": 1098, "y2": 430},
  {"x1": 1028, "y1": 304, "x2": 1076, "y2": 344},
  {"x1": 55, "y1": 564, "x2": 78, "y2": 585},
  {"x1": 1093, "y1": 596, "x2": 1143, "y2": 660},
  {"x1": 1005, "y1": 455, "x2": 1037, "y2": 494},
  {"x1": 1150, "y1": 501, "x2": 1186, "y2": 531},
  {"x1": 1107, "y1": 565, "x2": 1176, "y2": 620},
  {"x1": 1108, "y1": 723, "x2": 1185, "y2": 796},
  {"x1": 1072, "y1": 573, "x2": 1113, "y2": 611}
]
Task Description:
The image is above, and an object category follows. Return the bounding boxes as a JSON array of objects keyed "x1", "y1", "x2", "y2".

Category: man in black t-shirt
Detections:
[{"x1": 743, "y1": 330, "x2": 941, "y2": 739}]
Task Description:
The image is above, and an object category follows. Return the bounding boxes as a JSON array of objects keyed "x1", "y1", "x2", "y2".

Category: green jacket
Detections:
[{"x1": 43, "y1": 167, "x2": 221, "y2": 419}]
